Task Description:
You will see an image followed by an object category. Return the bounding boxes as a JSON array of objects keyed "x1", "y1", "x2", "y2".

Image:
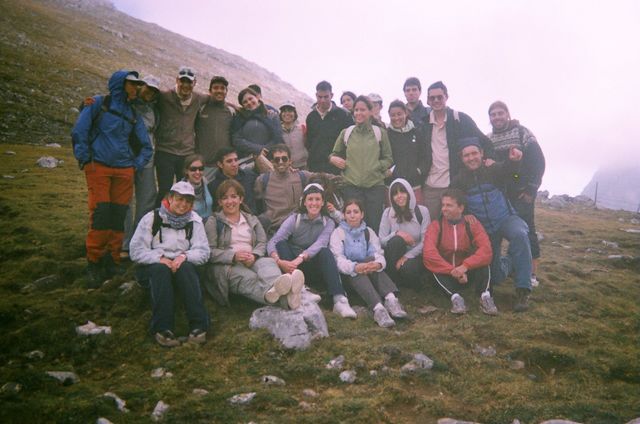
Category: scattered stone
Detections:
[
  {"x1": 119, "y1": 281, "x2": 137, "y2": 295},
  {"x1": 69, "y1": 107, "x2": 80, "y2": 114},
  {"x1": 261, "y1": 375, "x2": 285, "y2": 386},
  {"x1": 339, "y1": 370, "x2": 356, "y2": 383},
  {"x1": 76, "y1": 321, "x2": 112, "y2": 336},
  {"x1": 151, "y1": 400, "x2": 169, "y2": 421},
  {"x1": 551, "y1": 241, "x2": 572, "y2": 249},
  {"x1": 618, "y1": 218, "x2": 626, "y2": 223},
  {"x1": 228, "y1": 392, "x2": 256, "y2": 405},
  {"x1": 302, "y1": 389, "x2": 318, "y2": 398},
  {"x1": 3, "y1": 175, "x2": 15, "y2": 179},
  {"x1": 352, "y1": 305, "x2": 368, "y2": 316},
  {"x1": 630, "y1": 218, "x2": 640, "y2": 225},
  {"x1": 249, "y1": 295, "x2": 328, "y2": 350},
  {"x1": 299, "y1": 401, "x2": 314, "y2": 410},
  {"x1": 509, "y1": 360, "x2": 525, "y2": 370},
  {"x1": 4, "y1": 150, "x2": 16, "y2": 155},
  {"x1": 417, "y1": 305, "x2": 439, "y2": 315},
  {"x1": 45, "y1": 143, "x2": 61, "y2": 148},
  {"x1": 1, "y1": 382, "x2": 22, "y2": 394},
  {"x1": 192, "y1": 388, "x2": 208, "y2": 396},
  {"x1": 103, "y1": 392, "x2": 129, "y2": 412},
  {"x1": 369, "y1": 370, "x2": 378, "y2": 377},
  {"x1": 602, "y1": 240, "x2": 619, "y2": 249},
  {"x1": 326, "y1": 355, "x2": 345, "y2": 370},
  {"x1": 585, "y1": 248, "x2": 605, "y2": 255},
  {"x1": 608, "y1": 255, "x2": 624, "y2": 259},
  {"x1": 539, "y1": 421, "x2": 583, "y2": 424},
  {"x1": 151, "y1": 368, "x2": 173, "y2": 379},
  {"x1": 511, "y1": 420, "x2": 521, "y2": 424},
  {"x1": 46, "y1": 371, "x2": 79, "y2": 385},
  {"x1": 625, "y1": 419, "x2": 640, "y2": 424},
  {"x1": 19, "y1": 168, "x2": 29, "y2": 173},
  {"x1": 401, "y1": 352, "x2": 434, "y2": 373},
  {"x1": 527, "y1": 374, "x2": 538, "y2": 381},
  {"x1": 438, "y1": 419, "x2": 481, "y2": 424},
  {"x1": 96, "y1": 418, "x2": 114, "y2": 424},
  {"x1": 537, "y1": 231, "x2": 544, "y2": 242},
  {"x1": 473, "y1": 345, "x2": 496, "y2": 357},
  {"x1": 621, "y1": 228, "x2": 640, "y2": 234},
  {"x1": 36, "y1": 156, "x2": 62, "y2": 168},
  {"x1": 21, "y1": 274, "x2": 61, "y2": 293},
  {"x1": 25, "y1": 350, "x2": 44, "y2": 360}
]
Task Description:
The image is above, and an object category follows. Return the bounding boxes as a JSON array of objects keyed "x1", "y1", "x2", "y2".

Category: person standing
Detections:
[
  {"x1": 403, "y1": 77, "x2": 430, "y2": 128},
  {"x1": 72, "y1": 69, "x2": 152, "y2": 287},
  {"x1": 487, "y1": 101, "x2": 546, "y2": 287},
  {"x1": 207, "y1": 147, "x2": 258, "y2": 213},
  {"x1": 279, "y1": 101, "x2": 308, "y2": 169}
]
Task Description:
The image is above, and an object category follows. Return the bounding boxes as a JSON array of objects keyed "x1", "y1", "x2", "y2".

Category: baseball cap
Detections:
[
  {"x1": 368, "y1": 93, "x2": 383, "y2": 103},
  {"x1": 142, "y1": 75, "x2": 160, "y2": 91},
  {"x1": 124, "y1": 71, "x2": 142, "y2": 83},
  {"x1": 177, "y1": 66, "x2": 196, "y2": 81},
  {"x1": 279, "y1": 100, "x2": 296, "y2": 110},
  {"x1": 170, "y1": 181, "x2": 195, "y2": 197}
]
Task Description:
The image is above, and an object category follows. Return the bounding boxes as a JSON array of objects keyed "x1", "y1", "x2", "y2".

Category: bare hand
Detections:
[
  {"x1": 484, "y1": 158, "x2": 496, "y2": 167},
  {"x1": 326, "y1": 202, "x2": 336, "y2": 213},
  {"x1": 450, "y1": 264, "x2": 468, "y2": 280},
  {"x1": 173, "y1": 254, "x2": 187, "y2": 271},
  {"x1": 395, "y1": 256, "x2": 409, "y2": 270},
  {"x1": 509, "y1": 146, "x2": 523, "y2": 162},
  {"x1": 277, "y1": 259, "x2": 298, "y2": 274},
  {"x1": 330, "y1": 156, "x2": 346, "y2": 170},
  {"x1": 159, "y1": 257, "x2": 174, "y2": 270}
]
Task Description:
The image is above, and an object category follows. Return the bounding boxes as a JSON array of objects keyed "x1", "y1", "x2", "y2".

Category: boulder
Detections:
[
  {"x1": 151, "y1": 400, "x2": 169, "y2": 421},
  {"x1": 339, "y1": 370, "x2": 356, "y2": 383},
  {"x1": 46, "y1": 371, "x2": 79, "y2": 385},
  {"x1": 401, "y1": 352, "x2": 434, "y2": 373},
  {"x1": 76, "y1": 321, "x2": 112, "y2": 336},
  {"x1": 261, "y1": 375, "x2": 285, "y2": 386},
  {"x1": 36, "y1": 156, "x2": 62, "y2": 168},
  {"x1": 228, "y1": 392, "x2": 256, "y2": 405},
  {"x1": 326, "y1": 355, "x2": 345, "y2": 370}
]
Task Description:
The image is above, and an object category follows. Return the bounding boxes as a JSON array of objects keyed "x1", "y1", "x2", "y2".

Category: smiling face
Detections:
[
  {"x1": 489, "y1": 106, "x2": 510, "y2": 131},
  {"x1": 392, "y1": 186, "x2": 409, "y2": 209},
  {"x1": 389, "y1": 106, "x2": 408, "y2": 129},
  {"x1": 280, "y1": 107, "x2": 296, "y2": 125},
  {"x1": 303, "y1": 192, "x2": 324, "y2": 218},
  {"x1": 271, "y1": 150, "x2": 290, "y2": 174},
  {"x1": 209, "y1": 83, "x2": 227, "y2": 103},
  {"x1": 176, "y1": 77, "x2": 195, "y2": 99},
  {"x1": 168, "y1": 193, "x2": 194, "y2": 216},
  {"x1": 219, "y1": 187, "x2": 243, "y2": 217},
  {"x1": 427, "y1": 88, "x2": 447, "y2": 112},
  {"x1": 441, "y1": 196, "x2": 464, "y2": 221},
  {"x1": 241, "y1": 92, "x2": 259, "y2": 111},
  {"x1": 139, "y1": 85, "x2": 158, "y2": 102},
  {"x1": 186, "y1": 159, "x2": 204, "y2": 185},
  {"x1": 124, "y1": 81, "x2": 139, "y2": 101},
  {"x1": 344, "y1": 202, "x2": 364, "y2": 228},
  {"x1": 353, "y1": 100, "x2": 372, "y2": 125},
  {"x1": 341, "y1": 94, "x2": 354, "y2": 112},
  {"x1": 461, "y1": 145, "x2": 483, "y2": 171}
]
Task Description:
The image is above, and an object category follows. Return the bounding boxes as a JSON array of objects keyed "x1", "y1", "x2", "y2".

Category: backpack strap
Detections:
[
  {"x1": 414, "y1": 205, "x2": 423, "y2": 226},
  {"x1": 343, "y1": 125, "x2": 355, "y2": 146},
  {"x1": 298, "y1": 170, "x2": 307, "y2": 188},
  {"x1": 151, "y1": 209, "x2": 163, "y2": 243},
  {"x1": 371, "y1": 125, "x2": 382, "y2": 143},
  {"x1": 364, "y1": 227, "x2": 370, "y2": 250},
  {"x1": 343, "y1": 124, "x2": 382, "y2": 145},
  {"x1": 463, "y1": 215, "x2": 474, "y2": 245}
]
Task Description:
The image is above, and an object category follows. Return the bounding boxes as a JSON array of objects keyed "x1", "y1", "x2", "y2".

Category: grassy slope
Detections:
[{"x1": 0, "y1": 144, "x2": 638, "y2": 423}]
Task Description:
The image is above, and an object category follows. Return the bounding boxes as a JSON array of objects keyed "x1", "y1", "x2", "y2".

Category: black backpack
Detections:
[{"x1": 151, "y1": 209, "x2": 193, "y2": 243}]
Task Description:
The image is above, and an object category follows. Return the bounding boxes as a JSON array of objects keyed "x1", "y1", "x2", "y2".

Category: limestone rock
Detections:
[
  {"x1": 36, "y1": 156, "x2": 62, "y2": 168},
  {"x1": 76, "y1": 321, "x2": 112, "y2": 336},
  {"x1": 261, "y1": 375, "x2": 285, "y2": 386},
  {"x1": 326, "y1": 355, "x2": 345, "y2": 370},
  {"x1": 1, "y1": 382, "x2": 22, "y2": 394},
  {"x1": 302, "y1": 389, "x2": 318, "y2": 398},
  {"x1": 103, "y1": 392, "x2": 129, "y2": 412},
  {"x1": 339, "y1": 370, "x2": 356, "y2": 383},
  {"x1": 625, "y1": 419, "x2": 640, "y2": 424},
  {"x1": 602, "y1": 240, "x2": 619, "y2": 249},
  {"x1": 473, "y1": 344, "x2": 496, "y2": 357},
  {"x1": 192, "y1": 388, "x2": 209, "y2": 396},
  {"x1": 25, "y1": 350, "x2": 44, "y2": 360},
  {"x1": 228, "y1": 392, "x2": 256, "y2": 405},
  {"x1": 21, "y1": 274, "x2": 61, "y2": 293},
  {"x1": 151, "y1": 368, "x2": 172, "y2": 379},
  {"x1": 539, "y1": 421, "x2": 583, "y2": 424},
  {"x1": 45, "y1": 143, "x2": 61, "y2": 148},
  {"x1": 119, "y1": 281, "x2": 137, "y2": 295},
  {"x1": 46, "y1": 371, "x2": 79, "y2": 385},
  {"x1": 151, "y1": 400, "x2": 169, "y2": 421},
  {"x1": 509, "y1": 360, "x2": 525, "y2": 370},
  {"x1": 96, "y1": 418, "x2": 114, "y2": 424},
  {"x1": 3, "y1": 175, "x2": 15, "y2": 179},
  {"x1": 438, "y1": 419, "x2": 481, "y2": 424},
  {"x1": 4, "y1": 150, "x2": 16, "y2": 155},
  {"x1": 401, "y1": 352, "x2": 434, "y2": 373}
]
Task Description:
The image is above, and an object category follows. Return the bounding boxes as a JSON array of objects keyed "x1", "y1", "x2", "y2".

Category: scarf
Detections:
[
  {"x1": 339, "y1": 221, "x2": 375, "y2": 262},
  {"x1": 159, "y1": 199, "x2": 193, "y2": 229}
]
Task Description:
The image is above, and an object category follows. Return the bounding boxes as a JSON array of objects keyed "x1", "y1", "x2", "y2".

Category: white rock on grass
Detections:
[
  {"x1": 509, "y1": 360, "x2": 526, "y2": 370},
  {"x1": 438, "y1": 418, "x2": 481, "y2": 424},
  {"x1": 46, "y1": 371, "x2": 79, "y2": 385},
  {"x1": 36, "y1": 156, "x2": 62, "y2": 168},
  {"x1": 621, "y1": 228, "x2": 640, "y2": 234},
  {"x1": 25, "y1": 350, "x2": 44, "y2": 359},
  {"x1": 339, "y1": 370, "x2": 356, "y2": 383},
  {"x1": 151, "y1": 368, "x2": 173, "y2": 379},
  {"x1": 192, "y1": 388, "x2": 209, "y2": 396},
  {"x1": 261, "y1": 375, "x2": 285, "y2": 386},
  {"x1": 3, "y1": 175, "x2": 15, "y2": 179},
  {"x1": 96, "y1": 418, "x2": 114, "y2": 424},
  {"x1": 473, "y1": 345, "x2": 497, "y2": 357},
  {"x1": 76, "y1": 321, "x2": 112, "y2": 336},
  {"x1": 626, "y1": 418, "x2": 640, "y2": 424},
  {"x1": 228, "y1": 392, "x2": 256, "y2": 405},
  {"x1": 630, "y1": 218, "x2": 640, "y2": 225},
  {"x1": 602, "y1": 240, "x2": 619, "y2": 249},
  {"x1": 119, "y1": 281, "x2": 137, "y2": 295},
  {"x1": 401, "y1": 353, "x2": 434, "y2": 373},
  {"x1": 151, "y1": 400, "x2": 169, "y2": 422},
  {"x1": 539, "y1": 421, "x2": 583, "y2": 424},
  {"x1": 326, "y1": 355, "x2": 345, "y2": 370},
  {"x1": 103, "y1": 392, "x2": 129, "y2": 412},
  {"x1": 302, "y1": 389, "x2": 318, "y2": 398},
  {"x1": 1, "y1": 382, "x2": 22, "y2": 394},
  {"x1": 45, "y1": 143, "x2": 61, "y2": 148}
]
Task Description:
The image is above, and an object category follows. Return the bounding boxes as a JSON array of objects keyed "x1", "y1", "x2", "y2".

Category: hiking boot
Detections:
[
  {"x1": 513, "y1": 288, "x2": 531, "y2": 312},
  {"x1": 102, "y1": 255, "x2": 125, "y2": 279},
  {"x1": 287, "y1": 269, "x2": 304, "y2": 310},
  {"x1": 384, "y1": 296, "x2": 408, "y2": 319},
  {"x1": 155, "y1": 330, "x2": 181, "y2": 347},
  {"x1": 333, "y1": 297, "x2": 357, "y2": 319},
  {"x1": 480, "y1": 291, "x2": 498, "y2": 316},
  {"x1": 450, "y1": 293, "x2": 467, "y2": 314},
  {"x1": 86, "y1": 260, "x2": 105, "y2": 289},
  {"x1": 188, "y1": 328, "x2": 207, "y2": 345},
  {"x1": 373, "y1": 306, "x2": 395, "y2": 328},
  {"x1": 530, "y1": 274, "x2": 540, "y2": 288},
  {"x1": 264, "y1": 273, "x2": 292, "y2": 304}
]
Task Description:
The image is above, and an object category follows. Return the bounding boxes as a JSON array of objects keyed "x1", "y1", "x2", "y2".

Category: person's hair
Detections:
[
  {"x1": 215, "y1": 179, "x2": 251, "y2": 213},
  {"x1": 316, "y1": 80, "x2": 332, "y2": 92},
  {"x1": 214, "y1": 146, "x2": 237, "y2": 166},
  {"x1": 441, "y1": 188, "x2": 467, "y2": 209},
  {"x1": 340, "y1": 91, "x2": 356, "y2": 104},
  {"x1": 342, "y1": 198, "x2": 364, "y2": 215},
  {"x1": 389, "y1": 182, "x2": 413, "y2": 223},
  {"x1": 248, "y1": 84, "x2": 262, "y2": 95},
  {"x1": 388, "y1": 99, "x2": 408, "y2": 114},
  {"x1": 488, "y1": 100, "x2": 510, "y2": 116},
  {"x1": 403, "y1": 77, "x2": 421, "y2": 91},
  {"x1": 298, "y1": 184, "x2": 329, "y2": 216},
  {"x1": 267, "y1": 144, "x2": 291, "y2": 160},
  {"x1": 209, "y1": 76, "x2": 229, "y2": 90},
  {"x1": 427, "y1": 80, "x2": 448, "y2": 97},
  {"x1": 183, "y1": 154, "x2": 205, "y2": 173},
  {"x1": 237, "y1": 87, "x2": 259, "y2": 106},
  {"x1": 279, "y1": 106, "x2": 298, "y2": 122},
  {"x1": 354, "y1": 95, "x2": 373, "y2": 111}
]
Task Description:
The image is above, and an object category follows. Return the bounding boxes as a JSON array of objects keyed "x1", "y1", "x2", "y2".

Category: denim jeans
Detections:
[
  {"x1": 142, "y1": 262, "x2": 210, "y2": 334},
  {"x1": 276, "y1": 241, "x2": 345, "y2": 296},
  {"x1": 510, "y1": 195, "x2": 540, "y2": 259},
  {"x1": 489, "y1": 214, "x2": 532, "y2": 290}
]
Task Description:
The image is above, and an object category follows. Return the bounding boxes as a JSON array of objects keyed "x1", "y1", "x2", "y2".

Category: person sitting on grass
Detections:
[
  {"x1": 268, "y1": 183, "x2": 357, "y2": 318},
  {"x1": 129, "y1": 181, "x2": 210, "y2": 347},
  {"x1": 204, "y1": 179, "x2": 303, "y2": 309},
  {"x1": 422, "y1": 189, "x2": 497, "y2": 315},
  {"x1": 330, "y1": 199, "x2": 408, "y2": 328}
]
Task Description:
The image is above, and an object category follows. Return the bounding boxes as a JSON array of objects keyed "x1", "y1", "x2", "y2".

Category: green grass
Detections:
[{"x1": 0, "y1": 144, "x2": 639, "y2": 423}]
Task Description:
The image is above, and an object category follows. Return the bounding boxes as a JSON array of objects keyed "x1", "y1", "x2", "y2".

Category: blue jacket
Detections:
[{"x1": 72, "y1": 70, "x2": 152, "y2": 170}]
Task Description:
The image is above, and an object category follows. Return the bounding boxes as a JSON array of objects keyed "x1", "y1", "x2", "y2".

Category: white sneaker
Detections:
[
  {"x1": 302, "y1": 286, "x2": 322, "y2": 303},
  {"x1": 530, "y1": 274, "x2": 539, "y2": 288},
  {"x1": 480, "y1": 291, "x2": 498, "y2": 316},
  {"x1": 333, "y1": 297, "x2": 357, "y2": 319},
  {"x1": 373, "y1": 306, "x2": 395, "y2": 328},
  {"x1": 264, "y1": 273, "x2": 292, "y2": 304},
  {"x1": 450, "y1": 293, "x2": 467, "y2": 314},
  {"x1": 287, "y1": 269, "x2": 304, "y2": 309},
  {"x1": 384, "y1": 296, "x2": 408, "y2": 319}
]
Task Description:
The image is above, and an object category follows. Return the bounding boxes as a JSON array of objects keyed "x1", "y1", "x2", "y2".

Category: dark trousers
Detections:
[
  {"x1": 384, "y1": 236, "x2": 426, "y2": 287},
  {"x1": 431, "y1": 266, "x2": 491, "y2": 297},
  {"x1": 342, "y1": 185, "x2": 386, "y2": 233},
  {"x1": 342, "y1": 271, "x2": 397, "y2": 309},
  {"x1": 276, "y1": 241, "x2": 345, "y2": 296},
  {"x1": 510, "y1": 195, "x2": 540, "y2": 259},
  {"x1": 142, "y1": 262, "x2": 209, "y2": 334},
  {"x1": 155, "y1": 151, "x2": 185, "y2": 206}
]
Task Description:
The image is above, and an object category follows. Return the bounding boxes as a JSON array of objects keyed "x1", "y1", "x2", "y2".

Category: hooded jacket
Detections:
[
  {"x1": 386, "y1": 120, "x2": 428, "y2": 187},
  {"x1": 231, "y1": 103, "x2": 283, "y2": 157},
  {"x1": 72, "y1": 70, "x2": 152, "y2": 170},
  {"x1": 378, "y1": 178, "x2": 431, "y2": 259},
  {"x1": 330, "y1": 221, "x2": 386, "y2": 277}
]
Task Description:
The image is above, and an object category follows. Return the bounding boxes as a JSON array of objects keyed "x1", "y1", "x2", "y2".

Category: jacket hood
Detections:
[
  {"x1": 388, "y1": 178, "x2": 416, "y2": 214},
  {"x1": 108, "y1": 69, "x2": 138, "y2": 102}
]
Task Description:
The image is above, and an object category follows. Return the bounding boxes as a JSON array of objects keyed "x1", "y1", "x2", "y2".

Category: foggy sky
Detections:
[{"x1": 113, "y1": 0, "x2": 640, "y2": 196}]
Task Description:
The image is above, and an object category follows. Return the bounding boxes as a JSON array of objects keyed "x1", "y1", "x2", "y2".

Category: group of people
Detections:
[{"x1": 72, "y1": 68, "x2": 545, "y2": 347}]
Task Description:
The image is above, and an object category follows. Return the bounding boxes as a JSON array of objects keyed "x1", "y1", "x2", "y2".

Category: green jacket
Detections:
[{"x1": 331, "y1": 123, "x2": 393, "y2": 188}]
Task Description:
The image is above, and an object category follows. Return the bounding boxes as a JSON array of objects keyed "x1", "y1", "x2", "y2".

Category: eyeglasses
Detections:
[
  {"x1": 189, "y1": 166, "x2": 205, "y2": 172},
  {"x1": 428, "y1": 95, "x2": 444, "y2": 102},
  {"x1": 272, "y1": 156, "x2": 289, "y2": 163}
]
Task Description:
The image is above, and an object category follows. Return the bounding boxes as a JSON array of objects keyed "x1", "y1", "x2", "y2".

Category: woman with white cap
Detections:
[
  {"x1": 279, "y1": 100, "x2": 308, "y2": 169},
  {"x1": 130, "y1": 181, "x2": 211, "y2": 347}
]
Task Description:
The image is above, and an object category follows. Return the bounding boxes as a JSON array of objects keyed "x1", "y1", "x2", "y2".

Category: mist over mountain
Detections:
[{"x1": 582, "y1": 164, "x2": 640, "y2": 212}]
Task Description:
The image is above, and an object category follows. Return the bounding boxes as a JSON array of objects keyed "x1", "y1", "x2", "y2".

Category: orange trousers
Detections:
[{"x1": 84, "y1": 162, "x2": 134, "y2": 263}]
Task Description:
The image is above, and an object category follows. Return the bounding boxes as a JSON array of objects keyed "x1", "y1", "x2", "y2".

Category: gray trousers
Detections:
[
  {"x1": 422, "y1": 185, "x2": 448, "y2": 221},
  {"x1": 342, "y1": 271, "x2": 397, "y2": 309},
  {"x1": 123, "y1": 162, "x2": 157, "y2": 250},
  {"x1": 207, "y1": 257, "x2": 282, "y2": 305}
]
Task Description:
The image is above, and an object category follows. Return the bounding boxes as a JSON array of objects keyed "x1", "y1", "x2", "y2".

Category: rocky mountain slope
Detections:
[
  {"x1": 0, "y1": 0, "x2": 313, "y2": 145},
  {"x1": 582, "y1": 164, "x2": 640, "y2": 212}
]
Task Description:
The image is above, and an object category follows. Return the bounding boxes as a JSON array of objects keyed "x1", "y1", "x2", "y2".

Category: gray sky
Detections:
[{"x1": 113, "y1": 0, "x2": 640, "y2": 196}]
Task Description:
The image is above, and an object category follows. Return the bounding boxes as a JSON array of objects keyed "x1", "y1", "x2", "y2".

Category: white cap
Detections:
[
  {"x1": 142, "y1": 75, "x2": 160, "y2": 90},
  {"x1": 368, "y1": 93, "x2": 383, "y2": 103},
  {"x1": 177, "y1": 66, "x2": 196, "y2": 81},
  {"x1": 170, "y1": 181, "x2": 195, "y2": 197}
]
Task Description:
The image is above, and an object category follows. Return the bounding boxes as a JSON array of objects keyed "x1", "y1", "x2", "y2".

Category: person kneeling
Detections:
[
  {"x1": 422, "y1": 189, "x2": 497, "y2": 315},
  {"x1": 130, "y1": 181, "x2": 211, "y2": 347},
  {"x1": 204, "y1": 180, "x2": 303, "y2": 309},
  {"x1": 330, "y1": 199, "x2": 407, "y2": 328}
]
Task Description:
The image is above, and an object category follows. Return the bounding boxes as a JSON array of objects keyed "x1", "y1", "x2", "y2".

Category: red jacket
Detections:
[{"x1": 422, "y1": 215, "x2": 492, "y2": 274}]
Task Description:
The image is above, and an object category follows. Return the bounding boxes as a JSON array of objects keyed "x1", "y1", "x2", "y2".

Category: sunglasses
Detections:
[
  {"x1": 272, "y1": 156, "x2": 289, "y2": 163},
  {"x1": 189, "y1": 166, "x2": 205, "y2": 172},
  {"x1": 428, "y1": 95, "x2": 444, "y2": 102},
  {"x1": 179, "y1": 69, "x2": 195, "y2": 78}
]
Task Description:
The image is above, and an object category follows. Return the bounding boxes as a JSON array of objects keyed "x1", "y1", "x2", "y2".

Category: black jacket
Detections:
[
  {"x1": 208, "y1": 168, "x2": 258, "y2": 214},
  {"x1": 386, "y1": 123, "x2": 428, "y2": 187},
  {"x1": 305, "y1": 102, "x2": 353, "y2": 174}
]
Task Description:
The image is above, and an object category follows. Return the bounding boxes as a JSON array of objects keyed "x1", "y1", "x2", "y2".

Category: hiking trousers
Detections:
[
  {"x1": 84, "y1": 162, "x2": 133, "y2": 263},
  {"x1": 431, "y1": 266, "x2": 491, "y2": 297},
  {"x1": 384, "y1": 236, "x2": 426, "y2": 288},
  {"x1": 342, "y1": 271, "x2": 397, "y2": 309}
]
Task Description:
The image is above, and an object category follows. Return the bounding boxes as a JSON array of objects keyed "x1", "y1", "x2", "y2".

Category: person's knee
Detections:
[{"x1": 387, "y1": 236, "x2": 406, "y2": 250}]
